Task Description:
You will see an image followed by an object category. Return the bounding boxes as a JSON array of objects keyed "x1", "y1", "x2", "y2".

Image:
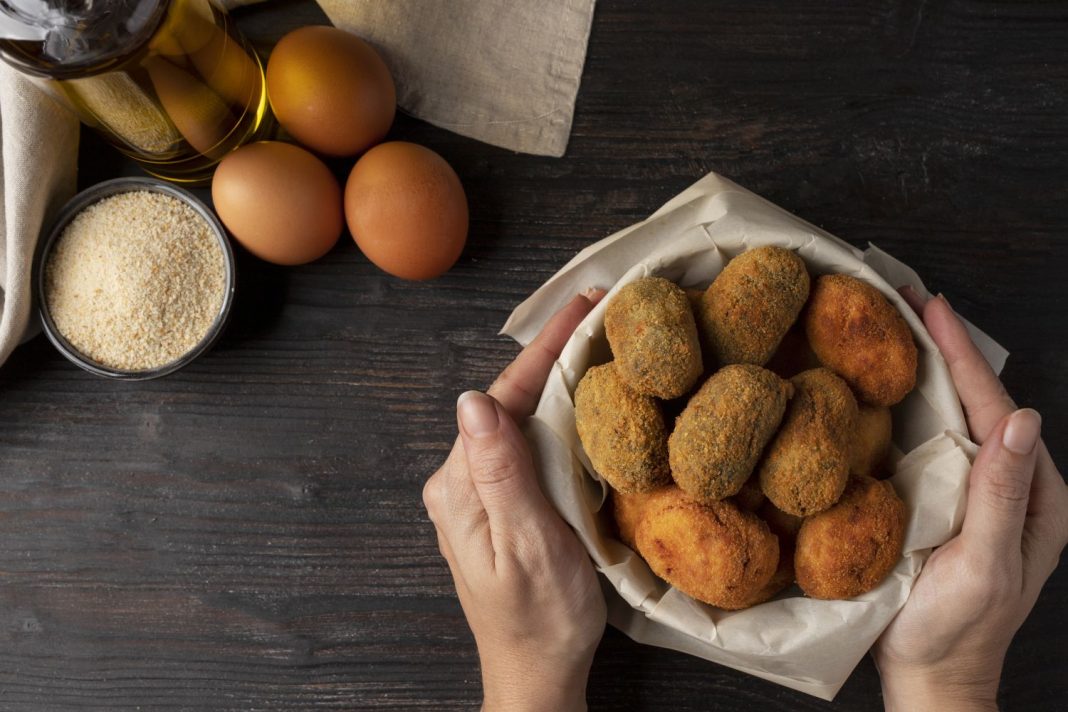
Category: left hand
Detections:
[{"x1": 423, "y1": 290, "x2": 608, "y2": 712}]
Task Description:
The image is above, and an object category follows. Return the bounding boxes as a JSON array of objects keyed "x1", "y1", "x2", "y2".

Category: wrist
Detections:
[
  {"x1": 481, "y1": 650, "x2": 593, "y2": 712},
  {"x1": 877, "y1": 658, "x2": 1000, "y2": 712}
]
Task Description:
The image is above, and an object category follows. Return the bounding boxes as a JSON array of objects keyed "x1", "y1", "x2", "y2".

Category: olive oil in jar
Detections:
[{"x1": 0, "y1": 0, "x2": 271, "y2": 184}]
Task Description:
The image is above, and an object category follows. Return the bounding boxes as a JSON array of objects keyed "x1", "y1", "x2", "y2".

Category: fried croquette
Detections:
[
  {"x1": 805, "y1": 274, "x2": 918, "y2": 406},
  {"x1": 759, "y1": 368, "x2": 859, "y2": 517},
  {"x1": 759, "y1": 500, "x2": 804, "y2": 543},
  {"x1": 757, "y1": 500, "x2": 805, "y2": 594},
  {"x1": 605, "y1": 277, "x2": 703, "y2": 399},
  {"x1": 795, "y1": 475, "x2": 906, "y2": 599},
  {"x1": 575, "y1": 363, "x2": 671, "y2": 494},
  {"x1": 850, "y1": 403, "x2": 892, "y2": 476},
  {"x1": 669, "y1": 365, "x2": 793, "y2": 503},
  {"x1": 696, "y1": 246, "x2": 810, "y2": 366},
  {"x1": 636, "y1": 496, "x2": 779, "y2": 610},
  {"x1": 611, "y1": 485, "x2": 686, "y2": 549},
  {"x1": 610, "y1": 486, "x2": 692, "y2": 550},
  {"x1": 736, "y1": 548, "x2": 795, "y2": 608}
]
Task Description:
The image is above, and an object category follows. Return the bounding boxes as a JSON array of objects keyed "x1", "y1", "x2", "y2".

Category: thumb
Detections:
[
  {"x1": 456, "y1": 390, "x2": 555, "y2": 539},
  {"x1": 961, "y1": 408, "x2": 1042, "y2": 567}
]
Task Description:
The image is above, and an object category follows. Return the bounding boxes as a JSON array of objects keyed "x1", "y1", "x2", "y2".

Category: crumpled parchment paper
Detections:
[{"x1": 500, "y1": 171, "x2": 1008, "y2": 700}]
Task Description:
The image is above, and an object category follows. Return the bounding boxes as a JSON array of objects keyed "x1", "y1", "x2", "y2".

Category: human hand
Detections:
[
  {"x1": 873, "y1": 289, "x2": 1068, "y2": 711},
  {"x1": 423, "y1": 290, "x2": 608, "y2": 712}
]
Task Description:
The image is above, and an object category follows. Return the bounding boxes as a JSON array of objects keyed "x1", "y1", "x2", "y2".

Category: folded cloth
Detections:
[
  {"x1": 0, "y1": 0, "x2": 595, "y2": 368},
  {"x1": 0, "y1": 65, "x2": 78, "y2": 367},
  {"x1": 226, "y1": 0, "x2": 596, "y2": 157},
  {"x1": 312, "y1": 0, "x2": 595, "y2": 157}
]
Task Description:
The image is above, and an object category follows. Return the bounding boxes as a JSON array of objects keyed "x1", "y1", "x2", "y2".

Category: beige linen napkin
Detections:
[
  {"x1": 0, "y1": 64, "x2": 77, "y2": 366},
  {"x1": 0, "y1": 0, "x2": 595, "y2": 368},
  {"x1": 226, "y1": 0, "x2": 596, "y2": 157},
  {"x1": 312, "y1": 0, "x2": 595, "y2": 157}
]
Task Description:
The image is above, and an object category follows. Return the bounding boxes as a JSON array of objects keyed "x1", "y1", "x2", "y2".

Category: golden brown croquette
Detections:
[
  {"x1": 605, "y1": 277, "x2": 703, "y2": 399},
  {"x1": 669, "y1": 364, "x2": 793, "y2": 503},
  {"x1": 759, "y1": 368, "x2": 859, "y2": 517},
  {"x1": 805, "y1": 274, "x2": 917, "y2": 406},
  {"x1": 575, "y1": 363, "x2": 671, "y2": 494}
]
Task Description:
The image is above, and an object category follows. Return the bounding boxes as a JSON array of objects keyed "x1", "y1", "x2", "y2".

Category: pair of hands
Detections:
[{"x1": 423, "y1": 287, "x2": 1068, "y2": 711}]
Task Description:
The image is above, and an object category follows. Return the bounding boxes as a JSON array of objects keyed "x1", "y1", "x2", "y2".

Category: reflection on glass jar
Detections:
[{"x1": 0, "y1": 0, "x2": 271, "y2": 184}]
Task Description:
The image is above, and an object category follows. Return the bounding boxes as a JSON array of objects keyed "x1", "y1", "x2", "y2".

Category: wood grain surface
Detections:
[{"x1": 2, "y1": 0, "x2": 1066, "y2": 709}]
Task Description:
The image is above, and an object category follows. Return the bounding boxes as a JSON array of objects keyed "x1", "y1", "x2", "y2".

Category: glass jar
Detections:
[{"x1": 0, "y1": 0, "x2": 271, "y2": 184}]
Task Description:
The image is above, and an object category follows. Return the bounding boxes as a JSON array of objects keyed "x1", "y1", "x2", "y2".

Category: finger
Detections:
[
  {"x1": 457, "y1": 390, "x2": 557, "y2": 550},
  {"x1": 1027, "y1": 442, "x2": 1066, "y2": 519},
  {"x1": 923, "y1": 294, "x2": 1015, "y2": 443},
  {"x1": 961, "y1": 408, "x2": 1042, "y2": 567},
  {"x1": 897, "y1": 285, "x2": 928, "y2": 315},
  {"x1": 488, "y1": 289, "x2": 605, "y2": 421},
  {"x1": 422, "y1": 439, "x2": 494, "y2": 566}
]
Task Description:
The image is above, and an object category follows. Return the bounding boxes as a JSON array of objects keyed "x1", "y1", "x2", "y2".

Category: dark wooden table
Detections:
[{"x1": 2, "y1": 1, "x2": 1065, "y2": 709}]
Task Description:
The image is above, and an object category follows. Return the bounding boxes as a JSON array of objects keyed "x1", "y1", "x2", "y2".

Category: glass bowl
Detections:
[{"x1": 36, "y1": 177, "x2": 236, "y2": 380}]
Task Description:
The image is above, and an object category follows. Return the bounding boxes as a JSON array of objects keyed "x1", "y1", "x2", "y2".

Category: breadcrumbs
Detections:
[{"x1": 44, "y1": 190, "x2": 226, "y2": 371}]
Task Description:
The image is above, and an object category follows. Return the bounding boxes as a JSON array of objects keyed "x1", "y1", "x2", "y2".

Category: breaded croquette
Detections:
[
  {"x1": 805, "y1": 274, "x2": 917, "y2": 406},
  {"x1": 759, "y1": 368, "x2": 859, "y2": 517},
  {"x1": 759, "y1": 500, "x2": 805, "y2": 544},
  {"x1": 696, "y1": 246, "x2": 810, "y2": 366},
  {"x1": 605, "y1": 277, "x2": 703, "y2": 399},
  {"x1": 757, "y1": 500, "x2": 805, "y2": 596},
  {"x1": 795, "y1": 475, "x2": 906, "y2": 600},
  {"x1": 636, "y1": 496, "x2": 779, "y2": 610},
  {"x1": 575, "y1": 363, "x2": 671, "y2": 494},
  {"x1": 611, "y1": 485, "x2": 685, "y2": 549},
  {"x1": 669, "y1": 365, "x2": 793, "y2": 502},
  {"x1": 735, "y1": 548, "x2": 796, "y2": 609},
  {"x1": 850, "y1": 403, "x2": 892, "y2": 476}
]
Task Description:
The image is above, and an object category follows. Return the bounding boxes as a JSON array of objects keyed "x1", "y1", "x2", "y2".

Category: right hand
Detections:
[{"x1": 873, "y1": 290, "x2": 1068, "y2": 711}]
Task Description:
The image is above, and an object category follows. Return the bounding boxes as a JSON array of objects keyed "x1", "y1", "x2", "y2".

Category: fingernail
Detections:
[
  {"x1": 936, "y1": 293, "x2": 951, "y2": 309},
  {"x1": 457, "y1": 391, "x2": 500, "y2": 437},
  {"x1": 581, "y1": 287, "x2": 606, "y2": 303},
  {"x1": 1003, "y1": 408, "x2": 1041, "y2": 455}
]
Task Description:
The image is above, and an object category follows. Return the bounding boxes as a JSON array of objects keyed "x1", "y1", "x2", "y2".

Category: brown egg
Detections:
[
  {"x1": 344, "y1": 142, "x2": 468, "y2": 281},
  {"x1": 212, "y1": 141, "x2": 342, "y2": 265},
  {"x1": 266, "y1": 26, "x2": 395, "y2": 157}
]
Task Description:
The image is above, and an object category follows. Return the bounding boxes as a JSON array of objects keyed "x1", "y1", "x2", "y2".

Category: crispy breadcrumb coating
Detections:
[
  {"x1": 669, "y1": 364, "x2": 793, "y2": 502},
  {"x1": 795, "y1": 475, "x2": 906, "y2": 600},
  {"x1": 759, "y1": 500, "x2": 805, "y2": 543},
  {"x1": 575, "y1": 363, "x2": 671, "y2": 494},
  {"x1": 697, "y1": 246, "x2": 810, "y2": 365},
  {"x1": 611, "y1": 485, "x2": 685, "y2": 549},
  {"x1": 805, "y1": 274, "x2": 917, "y2": 406},
  {"x1": 759, "y1": 368, "x2": 859, "y2": 517},
  {"x1": 605, "y1": 277, "x2": 703, "y2": 399},
  {"x1": 636, "y1": 496, "x2": 779, "y2": 610}
]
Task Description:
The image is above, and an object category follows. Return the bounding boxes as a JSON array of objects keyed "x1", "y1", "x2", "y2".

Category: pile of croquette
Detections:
[{"x1": 574, "y1": 246, "x2": 917, "y2": 609}]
